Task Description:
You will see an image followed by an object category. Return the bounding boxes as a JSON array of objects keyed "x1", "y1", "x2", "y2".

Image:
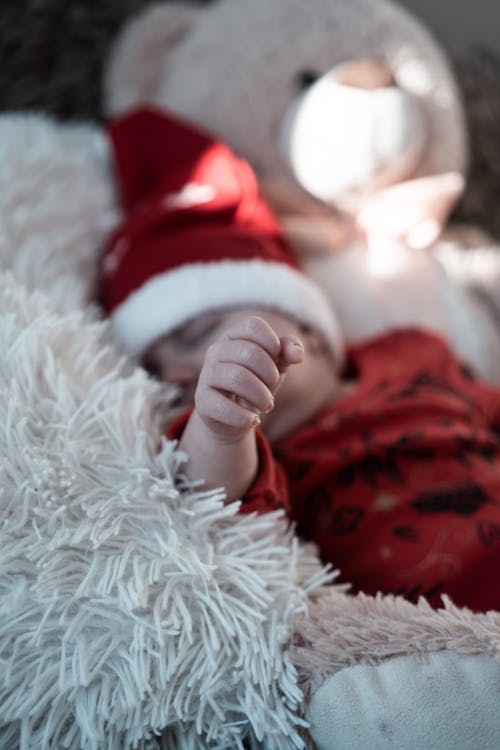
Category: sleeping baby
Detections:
[{"x1": 101, "y1": 106, "x2": 500, "y2": 613}]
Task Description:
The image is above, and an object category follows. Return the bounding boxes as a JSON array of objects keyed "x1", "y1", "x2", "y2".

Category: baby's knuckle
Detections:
[
  {"x1": 227, "y1": 366, "x2": 244, "y2": 391},
  {"x1": 205, "y1": 342, "x2": 220, "y2": 361},
  {"x1": 227, "y1": 409, "x2": 250, "y2": 433},
  {"x1": 234, "y1": 407, "x2": 255, "y2": 432},
  {"x1": 211, "y1": 397, "x2": 228, "y2": 422},
  {"x1": 244, "y1": 315, "x2": 266, "y2": 337},
  {"x1": 201, "y1": 395, "x2": 231, "y2": 428},
  {"x1": 239, "y1": 341, "x2": 259, "y2": 364}
]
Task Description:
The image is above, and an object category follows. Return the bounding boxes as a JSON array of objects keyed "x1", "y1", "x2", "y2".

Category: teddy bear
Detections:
[
  {"x1": 104, "y1": 0, "x2": 500, "y2": 391},
  {"x1": 0, "y1": 2, "x2": 500, "y2": 750},
  {"x1": 104, "y1": 0, "x2": 467, "y2": 217}
]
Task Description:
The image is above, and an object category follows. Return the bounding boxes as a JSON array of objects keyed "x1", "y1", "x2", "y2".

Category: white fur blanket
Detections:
[{"x1": 0, "y1": 114, "x2": 336, "y2": 749}]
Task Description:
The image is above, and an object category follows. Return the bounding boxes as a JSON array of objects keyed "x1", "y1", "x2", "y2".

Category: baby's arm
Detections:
[{"x1": 179, "y1": 315, "x2": 303, "y2": 502}]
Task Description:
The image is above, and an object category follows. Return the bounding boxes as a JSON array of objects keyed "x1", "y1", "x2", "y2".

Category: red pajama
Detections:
[{"x1": 174, "y1": 329, "x2": 500, "y2": 612}]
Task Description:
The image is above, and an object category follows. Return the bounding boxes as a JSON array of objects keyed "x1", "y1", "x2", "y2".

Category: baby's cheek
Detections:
[{"x1": 274, "y1": 369, "x2": 303, "y2": 408}]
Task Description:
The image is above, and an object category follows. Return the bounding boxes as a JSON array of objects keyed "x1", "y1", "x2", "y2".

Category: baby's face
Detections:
[
  {"x1": 143, "y1": 307, "x2": 341, "y2": 440},
  {"x1": 143, "y1": 309, "x2": 231, "y2": 407}
]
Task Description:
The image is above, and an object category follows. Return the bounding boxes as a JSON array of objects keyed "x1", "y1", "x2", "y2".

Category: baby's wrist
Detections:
[{"x1": 179, "y1": 408, "x2": 259, "y2": 502}]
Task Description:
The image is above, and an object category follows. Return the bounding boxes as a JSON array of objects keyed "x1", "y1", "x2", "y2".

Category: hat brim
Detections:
[{"x1": 111, "y1": 258, "x2": 344, "y2": 364}]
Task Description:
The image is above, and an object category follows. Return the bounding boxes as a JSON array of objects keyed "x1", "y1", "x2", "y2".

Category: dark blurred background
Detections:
[
  {"x1": 0, "y1": 0, "x2": 211, "y2": 120},
  {"x1": 398, "y1": 0, "x2": 499, "y2": 55}
]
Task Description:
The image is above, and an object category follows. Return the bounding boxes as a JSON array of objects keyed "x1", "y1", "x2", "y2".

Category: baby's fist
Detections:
[{"x1": 194, "y1": 315, "x2": 303, "y2": 442}]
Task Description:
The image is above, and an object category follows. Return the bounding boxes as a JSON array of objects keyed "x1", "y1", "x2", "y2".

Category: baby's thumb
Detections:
[{"x1": 276, "y1": 336, "x2": 304, "y2": 373}]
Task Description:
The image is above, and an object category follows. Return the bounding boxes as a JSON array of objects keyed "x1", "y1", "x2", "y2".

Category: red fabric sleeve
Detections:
[
  {"x1": 242, "y1": 429, "x2": 290, "y2": 514},
  {"x1": 166, "y1": 408, "x2": 194, "y2": 441},
  {"x1": 166, "y1": 410, "x2": 289, "y2": 514}
]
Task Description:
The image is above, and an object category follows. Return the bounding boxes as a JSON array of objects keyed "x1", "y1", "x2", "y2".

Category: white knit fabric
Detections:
[{"x1": 111, "y1": 258, "x2": 344, "y2": 361}]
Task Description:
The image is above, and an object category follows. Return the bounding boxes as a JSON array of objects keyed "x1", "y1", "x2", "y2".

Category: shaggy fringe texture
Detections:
[
  {"x1": 0, "y1": 273, "x2": 334, "y2": 749},
  {"x1": 0, "y1": 113, "x2": 117, "y2": 311},
  {"x1": 291, "y1": 589, "x2": 500, "y2": 701},
  {"x1": 0, "y1": 112, "x2": 336, "y2": 749}
]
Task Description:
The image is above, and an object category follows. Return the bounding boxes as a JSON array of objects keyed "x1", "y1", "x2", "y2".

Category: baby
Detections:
[
  {"x1": 101, "y1": 107, "x2": 500, "y2": 613},
  {"x1": 144, "y1": 307, "x2": 345, "y2": 501}
]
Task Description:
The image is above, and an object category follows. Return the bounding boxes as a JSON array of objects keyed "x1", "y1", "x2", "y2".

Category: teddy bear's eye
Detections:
[{"x1": 296, "y1": 70, "x2": 321, "y2": 90}]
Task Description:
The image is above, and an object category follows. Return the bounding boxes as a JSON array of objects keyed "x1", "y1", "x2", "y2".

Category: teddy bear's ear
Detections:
[{"x1": 104, "y1": 3, "x2": 197, "y2": 117}]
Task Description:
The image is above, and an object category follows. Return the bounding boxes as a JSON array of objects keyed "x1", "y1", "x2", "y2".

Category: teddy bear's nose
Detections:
[{"x1": 334, "y1": 59, "x2": 395, "y2": 90}]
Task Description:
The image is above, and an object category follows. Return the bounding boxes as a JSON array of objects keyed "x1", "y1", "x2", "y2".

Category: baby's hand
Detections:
[{"x1": 194, "y1": 315, "x2": 304, "y2": 442}]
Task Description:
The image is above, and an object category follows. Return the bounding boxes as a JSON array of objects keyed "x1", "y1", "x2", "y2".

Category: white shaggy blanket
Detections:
[{"x1": 0, "y1": 114, "x2": 334, "y2": 749}]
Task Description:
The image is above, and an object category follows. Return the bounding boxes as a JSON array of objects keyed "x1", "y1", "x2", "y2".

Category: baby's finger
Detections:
[
  {"x1": 207, "y1": 338, "x2": 281, "y2": 391},
  {"x1": 276, "y1": 335, "x2": 305, "y2": 372},
  {"x1": 223, "y1": 316, "x2": 281, "y2": 359},
  {"x1": 195, "y1": 387, "x2": 259, "y2": 432},
  {"x1": 201, "y1": 361, "x2": 275, "y2": 415}
]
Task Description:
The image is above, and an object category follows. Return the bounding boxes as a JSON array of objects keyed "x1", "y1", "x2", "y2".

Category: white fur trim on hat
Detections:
[{"x1": 111, "y1": 258, "x2": 344, "y2": 362}]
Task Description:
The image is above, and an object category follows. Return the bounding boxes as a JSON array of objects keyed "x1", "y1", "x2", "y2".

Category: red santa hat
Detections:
[{"x1": 101, "y1": 107, "x2": 343, "y2": 363}]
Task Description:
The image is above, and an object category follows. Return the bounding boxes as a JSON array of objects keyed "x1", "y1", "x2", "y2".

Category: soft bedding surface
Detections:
[
  {"x1": 1, "y1": 5, "x2": 500, "y2": 744},
  {"x1": 0, "y1": 114, "x2": 337, "y2": 749}
]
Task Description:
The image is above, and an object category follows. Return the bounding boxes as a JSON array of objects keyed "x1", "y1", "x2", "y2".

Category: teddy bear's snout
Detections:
[
  {"x1": 279, "y1": 60, "x2": 426, "y2": 207},
  {"x1": 333, "y1": 58, "x2": 396, "y2": 90}
]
